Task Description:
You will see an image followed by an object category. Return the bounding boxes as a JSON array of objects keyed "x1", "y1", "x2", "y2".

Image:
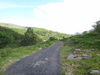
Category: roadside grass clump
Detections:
[
  {"x1": 35, "y1": 40, "x2": 57, "y2": 49},
  {"x1": 60, "y1": 45, "x2": 75, "y2": 75},
  {"x1": 0, "y1": 40, "x2": 56, "y2": 75}
]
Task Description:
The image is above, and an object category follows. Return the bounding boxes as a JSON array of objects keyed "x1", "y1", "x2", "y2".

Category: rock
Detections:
[
  {"x1": 73, "y1": 49, "x2": 91, "y2": 53},
  {"x1": 85, "y1": 50, "x2": 91, "y2": 53},
  {"x1": 73, "y1": 49, "x2": 81, "y2": 53},
  {"x1": 67, "y1": 54, "x2": 92, "y2": 60},
  {"x1": 91, "y1": 49, "x2": 95, "y2": 51},
  {"x1": 97, "y1": 54, "x2": 100, "y2": 56},
  {"x1": 67, "y1": 55, "x2": 76, "y2": 60},
  {"x1": 45, "y1": 58, "x2": 48, "y2": 60},
  {"x1": 75, "y1": 49, "x2": 81, "y2": 51},
  {"x1": 90, "y1": 70, "x2": 100, "y2": 74},
  {"x1": 74, "y1": 56, "x2": 82, "y2": 60},
  {"x1": 67, "y1": 55, "x2": 82, "y2": 60},
  {"x1": 82, "y1": 54, "x2": 92, "y2": 59}
]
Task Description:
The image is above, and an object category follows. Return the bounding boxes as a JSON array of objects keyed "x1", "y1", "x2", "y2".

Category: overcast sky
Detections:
[{"x1": 0, "y1": 0, "x2": 100, "y2": 34}]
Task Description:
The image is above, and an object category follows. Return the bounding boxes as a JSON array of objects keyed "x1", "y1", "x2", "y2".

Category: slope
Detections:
[{"x1": 60, "y1": 21, "x2": 100, "y2": 75}]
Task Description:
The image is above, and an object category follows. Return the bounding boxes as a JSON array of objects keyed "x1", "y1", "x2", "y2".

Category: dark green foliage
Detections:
[
  {"x1": 49, "y1": 37, "x2": 57, "y2": 41},
  {"x1": 82, "y1": 31, "x2": 88, "y2": 34},
  {"x1": 0, "y1": 26, "x2": 23, "y2": 40},
  {"x1": 63, "y1": 33, "x2": 100, "y2": 49},
  {"x1": 0, "y1": 24, "x2": 70, "y2": 47},
  {"x1": 0, "y1": 31, "x2": 14, "y2": 48},
  {"x1": 34, "y1": 29, "x2": 69, "y2": 40},
  {"x1": 0, "y1": 26, "x2": 23, "y2": 48},
  {"x1": 93, "y1": 20, "x2": 100, "y2": 33},
  {"x1": 10, "y1": 28, "x2": 69, "y2": 41},
  {"x1": 20, "y1": 28, "x2": 41, "y2": 46}
]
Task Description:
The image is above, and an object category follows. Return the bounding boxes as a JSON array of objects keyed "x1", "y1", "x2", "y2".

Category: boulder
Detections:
[
  {"x1": 73, "y1": 49, "x2": 81, "y2": 53},
  {"x1": 97, "y1": 54, "x2": 100, "y2": 56},
  {"x1": 73, "y1": 49, "x2": 92, "y2": 54},
  {"x1": 67, "y1": 55, "x2": 76, "y2": 60},
  {"x1": 82, "y1": 54, "x2": 92, "y2": 59},
  {"x1": 67, "y1": 55, "x2": 82, "y2": 60},
  {"x1": 90, "y1": 70, "x2": 100, "y2": 74},
  {"x1": 67, "y1": 54, "x2": 92, "y2": 60}
]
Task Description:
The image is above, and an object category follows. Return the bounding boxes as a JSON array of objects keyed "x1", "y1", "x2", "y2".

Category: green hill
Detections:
[
  {"x1": 0, "y1": 23, "x2": 37, "y2": 29},
  {"x1": 61, "y1": 21, "x2": 100, "y2": 75},
  {"x1": 0, "y1": 23, "x2": 24, "y2": 28},
  {"x1": 0, "y1": 23, "x2": 70, "y2": 48},
  {"x1": 0, "y1": 23, "x2": 70, "y2": 40}
]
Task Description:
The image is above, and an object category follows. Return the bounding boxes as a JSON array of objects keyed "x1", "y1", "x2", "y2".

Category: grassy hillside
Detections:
[
  {"x1": 60, "y1": 21, "x2": 100, "y2": 75},
  {"x1": 0, "y1": 23, "x2": 70, "y2": 40},
  {"x1": 63, "y1": 32, "x2": 100, "y2": 49},
  {"x1": 0, "y1": 23, "x2": 70, "y2": 49},
  {"x1": 34, "y1": 28, "x2": 69, "y2": 40}
]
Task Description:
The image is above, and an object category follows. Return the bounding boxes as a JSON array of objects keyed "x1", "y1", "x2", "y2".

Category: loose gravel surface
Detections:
[{"x1": 4, "y1": 42, "x2": 61, "y2": 75}]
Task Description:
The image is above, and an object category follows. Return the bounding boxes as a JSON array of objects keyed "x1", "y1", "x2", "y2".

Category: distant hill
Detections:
[
  {"x1": 0, "y1": 22, "x2": 70, "y2": 39},
  {"x1": 0, "y1": 23, "x2": 37, "y2": 29},
  {"x1": 24, "y1": 27, "x2": 37, "y2": 29},
  {"x1": 0, "y1": 23, "x2": 24, "y2": 28}
]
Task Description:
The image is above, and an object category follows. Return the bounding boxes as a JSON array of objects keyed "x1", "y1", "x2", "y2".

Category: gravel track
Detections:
[{"x1": 4, "y1": 42, "x2": 61, "y2": 75}]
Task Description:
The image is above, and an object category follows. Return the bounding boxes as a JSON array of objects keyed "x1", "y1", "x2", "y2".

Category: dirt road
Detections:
[{"x1": 4, "y1": 42, "x2": 61, "y2": 75}]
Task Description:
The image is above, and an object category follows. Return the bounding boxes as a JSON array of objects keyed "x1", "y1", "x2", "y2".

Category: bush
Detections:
[
  {"x1": 0, "y1": 31, "x2": 14, "y2": 48},
  {"x1": 49, "y1": 37, "x2": 57, "y2": 41},
  {"x1": 20, "y1": 28, "x2": 41, "y2": 46},
  {"x1": 93, "y1": 20, "x2": 100, "y2": 33}
]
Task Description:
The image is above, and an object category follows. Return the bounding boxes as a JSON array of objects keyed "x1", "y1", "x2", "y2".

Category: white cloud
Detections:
[
  {"x1": 32, "y1": 0, "x2": 100, "y2": 34},
  {"x1": 33, "y1": 3, "x2": 66, "y2": 20}
]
